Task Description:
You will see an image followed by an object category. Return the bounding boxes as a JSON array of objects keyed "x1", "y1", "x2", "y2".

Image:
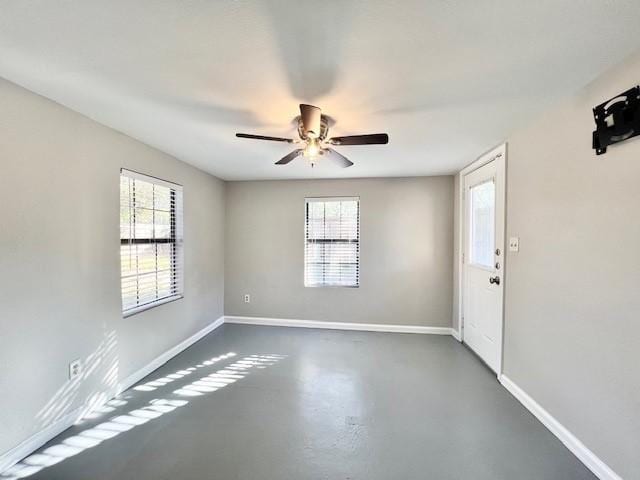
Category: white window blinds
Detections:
[
  {"x1": 120, "y1": 169, "x2": 184, "y2": 316},
  {"x1": 305, "y1": 197, "x2": 360, "y2": 287}
]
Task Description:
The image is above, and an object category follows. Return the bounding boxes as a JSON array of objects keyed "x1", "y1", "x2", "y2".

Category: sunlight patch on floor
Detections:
[{"x1": 0, "y1": 353, "x2": 286, "y2": 480}]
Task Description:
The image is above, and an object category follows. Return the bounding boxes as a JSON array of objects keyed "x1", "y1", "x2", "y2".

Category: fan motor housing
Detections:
[{"x1": 296, "y1": 114, "x2": 330, "y2": 141}]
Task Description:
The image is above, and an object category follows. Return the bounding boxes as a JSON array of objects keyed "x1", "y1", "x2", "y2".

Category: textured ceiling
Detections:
[{"x1": 1, "y1": 1, "x2": 640, "y2": 180}]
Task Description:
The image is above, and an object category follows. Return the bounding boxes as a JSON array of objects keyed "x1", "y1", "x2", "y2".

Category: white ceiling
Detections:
[{"x1": 1, "y1": 1, "x2": 639, "y2": 180}]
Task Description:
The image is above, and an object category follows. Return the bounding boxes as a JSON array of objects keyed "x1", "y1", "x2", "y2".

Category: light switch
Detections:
[{"x1": 509, "y1": 237, "x2": 520, "y2": 252}]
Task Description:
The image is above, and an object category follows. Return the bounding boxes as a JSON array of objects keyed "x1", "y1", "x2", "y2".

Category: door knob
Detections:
[{"x1": 489, "y1": 276, "x2": 501, "y2": 285}]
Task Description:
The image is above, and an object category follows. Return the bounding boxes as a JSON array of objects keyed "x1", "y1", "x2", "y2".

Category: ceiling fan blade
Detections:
[
  {"x1": 299, "y1": 104, "x2": 322, "y2": 138},
  {"x1": 236, "y1": 133, "x2": 294, "y2": 143},
  {"x1": 328, "y1": 133, "x2": 389, "y2": 145},
  {"x1": 276, "y1": 149, "x2": 304, "y2": 165},
  {"x1": 325, "y1": 148, "x2": 354, "y2": 168}
]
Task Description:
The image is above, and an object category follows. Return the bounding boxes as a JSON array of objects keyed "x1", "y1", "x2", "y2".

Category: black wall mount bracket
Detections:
[{"x1": 592, "y1": 85, "x2": 640, "y2": 155}]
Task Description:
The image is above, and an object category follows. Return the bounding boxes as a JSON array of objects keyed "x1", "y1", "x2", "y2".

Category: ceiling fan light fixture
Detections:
[{"x1": 304, "y1": 139, "x2": 320, "y2": 158}]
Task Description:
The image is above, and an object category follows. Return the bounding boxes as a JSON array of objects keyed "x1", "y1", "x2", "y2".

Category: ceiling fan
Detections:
[{"x1": 236, "y1": 104, "x2": 389, "y2": 168}]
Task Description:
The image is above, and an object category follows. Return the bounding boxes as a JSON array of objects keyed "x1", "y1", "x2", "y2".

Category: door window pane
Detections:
[{"x1": 470, "y1": 180, "x2": 495, "y2": 268}]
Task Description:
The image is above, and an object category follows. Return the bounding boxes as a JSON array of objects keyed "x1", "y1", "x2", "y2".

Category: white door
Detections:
[{"x1": 462, "y1": 146, "x2": 505, "y2": 373}]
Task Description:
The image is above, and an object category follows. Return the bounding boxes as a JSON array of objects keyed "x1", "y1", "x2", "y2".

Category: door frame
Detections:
[{"x1": 455, "y1": 143, "x2": 507, "y2": 376}]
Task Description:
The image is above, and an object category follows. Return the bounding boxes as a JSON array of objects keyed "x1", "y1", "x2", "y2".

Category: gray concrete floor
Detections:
[{"x1": 4, "y1": 324, "x2": 595, "y2": 480}]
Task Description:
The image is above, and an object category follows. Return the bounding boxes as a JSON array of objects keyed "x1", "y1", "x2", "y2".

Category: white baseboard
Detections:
[
  {"x1": 0, "y1": 316, "x2": 224, "y2": 474},
  {"x1": 451, "y1": 329, "x2": 462, "y2": 342},
  {"x1": 116, "y1": 316, "x2": 224, "y2": 394},
  {"x1": 224, "y1": 315, "x2": 454, "y2": 335},
  {"x1": 499, "y1": 375, "x2": 621, "y2": 480},
  {"x1": 0, "y1": 405, "x2": 84, "y2": 473}
]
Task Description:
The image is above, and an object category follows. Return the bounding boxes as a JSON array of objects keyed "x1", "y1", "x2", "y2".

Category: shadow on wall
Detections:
[{"x1": 1, "y1": 352, "x2": 286, "y2": 479}]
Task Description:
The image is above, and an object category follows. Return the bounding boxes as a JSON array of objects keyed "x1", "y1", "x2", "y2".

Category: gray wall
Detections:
[
  {"x1": 225, "y1": 177, "x2": 454, "y2": 327},
  {"x1": 0, "y1": 77, "x2": 225, "y2": 456},
  {"x1": 503, "y1": 51, "x2": 640, "y2": 478},
  {"x1": 451, "y1": 173, "x2": 460, "y2": 331}
]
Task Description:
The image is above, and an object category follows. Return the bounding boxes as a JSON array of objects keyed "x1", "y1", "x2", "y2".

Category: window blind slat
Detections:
[
  {"x1": 120, "y1": 169, "x2": 184, "y2": 315},
  {"x1": 304, "y1": 197, "x2": 360, "y2": 287}
]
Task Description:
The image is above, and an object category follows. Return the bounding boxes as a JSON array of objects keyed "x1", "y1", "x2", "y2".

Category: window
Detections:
[
  {"x1": 305, "y1": 197, "x2": 360, "y2": 287},
  {"x1": 120, "y1": 169, "x2": 183, "y2": 316},
  {"x1": 469, "y1": 179, "x2": 495, "y2": 268}
]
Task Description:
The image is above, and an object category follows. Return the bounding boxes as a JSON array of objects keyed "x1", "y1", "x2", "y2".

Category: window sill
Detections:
[
  {"x1": 304, "y1": 284, "x2": 359, "y2": 288},
  {"x1": 123, "y1": 295, "x2": 183, "y2": 318}
]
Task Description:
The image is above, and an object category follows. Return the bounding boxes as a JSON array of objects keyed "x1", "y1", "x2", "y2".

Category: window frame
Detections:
[
  {"x1": 120, "y1": 169, "x2": 184, "y2": 317},
  {"x1": 304, "y1": 196, "x2": 360, "y2": 288}
]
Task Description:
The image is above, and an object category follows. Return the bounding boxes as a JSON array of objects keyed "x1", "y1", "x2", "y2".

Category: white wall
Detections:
[
  {"x1": 503, "y1": 51, "x2": 640, "y2": 479},
  {"x1": 225, "y1": 177, "x2": 454, "y2": 327},
  {"x1": 0, "y1": 77, "x2": 225, "y2": 457}
]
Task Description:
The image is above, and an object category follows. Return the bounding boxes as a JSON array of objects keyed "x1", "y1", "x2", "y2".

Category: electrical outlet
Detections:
[
  {"x1": 69, "y1": 359, "x2": 82, "y2": 380},
  {"x1": 509, "y1": 236, "x2": 520, "y2": 252},
  {"x1": 244, "y1": 294, "x2": 250, "y2": 303}
]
